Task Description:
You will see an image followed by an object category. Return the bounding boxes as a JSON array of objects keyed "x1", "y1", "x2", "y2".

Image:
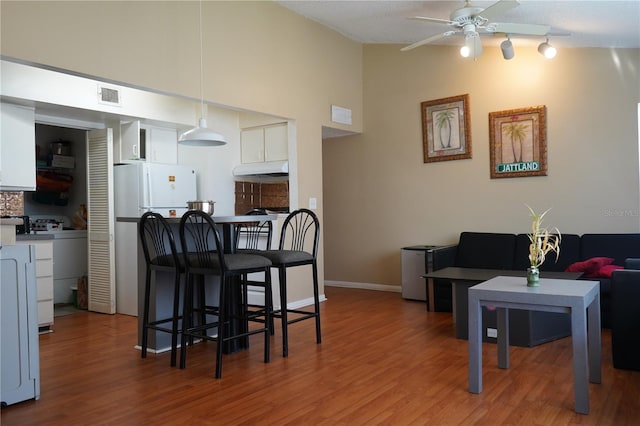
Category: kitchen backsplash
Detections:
[
  {"x1": 235, "y1": 181, "x2": 289, "y2": 214},
  {"x1": 0, "y1": 191, "x2": 24, "y2": 216}
]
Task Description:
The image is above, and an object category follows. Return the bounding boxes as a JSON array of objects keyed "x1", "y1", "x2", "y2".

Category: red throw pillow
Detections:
[
  {"x1": 565, "y1": 257, "x2": 615, "y2": 276},
  {"x1": 593, "y1": 264, "x2": 624, "y2": 278}
]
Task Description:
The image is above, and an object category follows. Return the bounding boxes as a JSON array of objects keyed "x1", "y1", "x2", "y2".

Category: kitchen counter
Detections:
[
  {"x1": 117, "y1": 214, "x2": 279, "y2": 224},
  {"x1": 29, "y1": 230, "x2": 87, "y2": 239},
  {"x1": 16, "y1": 234, "x2": 55, "y2": 242}
]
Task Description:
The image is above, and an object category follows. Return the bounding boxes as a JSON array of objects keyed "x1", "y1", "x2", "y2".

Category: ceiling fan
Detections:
[{"x1": 401, "y1": 0, "x2": 551, "y2": 58}]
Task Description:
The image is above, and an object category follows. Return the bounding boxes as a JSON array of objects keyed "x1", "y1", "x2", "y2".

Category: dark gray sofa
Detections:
[
  {"x1": 432, "y1": 232, "x2": 640, "y2": 343},
  {"x1": 610, "y1": 259, "x2": 640, "y2": 371}
]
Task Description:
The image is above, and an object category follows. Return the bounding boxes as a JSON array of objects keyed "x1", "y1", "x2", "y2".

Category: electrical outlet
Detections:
[
  {"x1": 487, "y1": 328, "x2": 498, "y2": 338},
  {"x1": 309, "y1": 197, "x2": 317, "y2": 209}
]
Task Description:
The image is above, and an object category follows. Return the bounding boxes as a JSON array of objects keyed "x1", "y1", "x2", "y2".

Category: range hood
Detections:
[{"x1": 233, "y1": 160, "x2": 289, "y2": 176}]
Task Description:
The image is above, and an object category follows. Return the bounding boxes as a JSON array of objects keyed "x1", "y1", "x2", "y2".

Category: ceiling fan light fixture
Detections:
[
  {"x1": 460, "y1": 34, "x2": 482, "y2": 59},
  {"x1": 538, "y1": 38, "x2": 557, "y2": 59},
  {"x1": 500, "y1": 37, "x2": 514, "y2": 60},
  {"x1": 179, "y1": 0, "x2": 226, "y2": 147}
]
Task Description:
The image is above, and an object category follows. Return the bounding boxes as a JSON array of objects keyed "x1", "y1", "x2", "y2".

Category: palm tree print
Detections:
[
  {"x1": 503, "y1": 121, "x2": 529, "y2": 162},
  {"x1": 435, "y1": 109, "x2": 455, "y2": 149}
]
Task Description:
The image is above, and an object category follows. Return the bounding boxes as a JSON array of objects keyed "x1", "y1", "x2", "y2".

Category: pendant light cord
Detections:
[{"x1": 199, "y1": 0, "x2": 205, "y2": 120}]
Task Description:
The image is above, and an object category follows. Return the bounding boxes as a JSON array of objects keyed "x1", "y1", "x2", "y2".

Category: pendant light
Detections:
[{"x1": 179, "y1": 0, "x2": 226, "y2": 146}]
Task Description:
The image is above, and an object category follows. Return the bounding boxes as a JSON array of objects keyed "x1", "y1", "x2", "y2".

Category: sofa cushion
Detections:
[
  {"x1": 580, "y1": 233, "x2": 640, "y2": 266},
  {"x1": 455, "y1": 232, "x2": 516, "y2": 270},
  {"x1": 594, "y1": 264, "x2": 624, "y2": 278},
  {"x1": 566, "y1": 257, "x2": 615, "y2": 276}
]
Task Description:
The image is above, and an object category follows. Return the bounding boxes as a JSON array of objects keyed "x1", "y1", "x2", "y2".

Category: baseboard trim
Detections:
[{"x1": 324, "y1": 280, "x2": 401, "y2": 293}]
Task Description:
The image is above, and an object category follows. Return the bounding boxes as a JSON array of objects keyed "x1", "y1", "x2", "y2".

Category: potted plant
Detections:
[{"x1": 527, "y1": 206, "x2": 561, "y2": 286}]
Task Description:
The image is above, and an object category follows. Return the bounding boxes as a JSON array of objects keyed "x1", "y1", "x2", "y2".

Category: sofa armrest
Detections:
[
  {"x1": 624, "y1": 258, "x2": 640, "y2": 270},
  {"x1": 433, "y1": 245, "x2": 457, "y2": 270},
  {"x1": 611, "y1": 269, "x2": 640, "y2": 370}
]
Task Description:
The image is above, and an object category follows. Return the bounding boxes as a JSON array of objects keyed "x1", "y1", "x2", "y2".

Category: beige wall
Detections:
[
  {"x1": 323, "y1": 44, "x2": 640, "y2": 287},
  {"x1": 1, "y1": 0, "x2": 364, "y2": 302}
]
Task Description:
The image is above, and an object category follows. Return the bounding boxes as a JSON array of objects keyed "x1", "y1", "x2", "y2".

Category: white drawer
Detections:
[
  {"x1": 35, "y1": 258, "x2": 54, "y2": 277},
  {"x1": 38, "y1": 300, "x2": 54, "y2": 326},
  {"x1": 37, "y1": 276, "x2": 54, "y2": 300},
  {"x1": 34, "y1": 241, "x2": 53, "y2": 259}
]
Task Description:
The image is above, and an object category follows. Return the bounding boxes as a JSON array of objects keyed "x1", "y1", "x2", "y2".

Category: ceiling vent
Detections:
[{"x1": 98, "y1": 84, "x2": 121, "y2": 106}]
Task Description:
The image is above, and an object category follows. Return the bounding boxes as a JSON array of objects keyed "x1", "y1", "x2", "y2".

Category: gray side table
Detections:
[{"x1": 468, "y1": 276, "x2": 601, "y2": 414}]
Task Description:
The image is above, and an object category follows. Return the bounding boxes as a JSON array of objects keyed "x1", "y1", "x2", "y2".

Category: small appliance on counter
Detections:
[{"x1": 31, "y1": 218, "x2": 63, "y2": 232}]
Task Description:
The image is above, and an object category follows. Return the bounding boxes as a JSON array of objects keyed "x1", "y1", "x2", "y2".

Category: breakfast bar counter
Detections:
[{"x1": 116, "y1": 214, "x2": 277, "y2": 353}]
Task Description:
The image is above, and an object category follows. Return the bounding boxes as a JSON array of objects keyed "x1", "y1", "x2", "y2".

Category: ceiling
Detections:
[{"x1": 277, "y1": 0, "x2": 640, "y2": 49}]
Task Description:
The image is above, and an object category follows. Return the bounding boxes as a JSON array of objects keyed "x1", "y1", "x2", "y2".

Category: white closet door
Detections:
[{"x1": 87, "y1": 128, "x2": 116, "y2": 314}]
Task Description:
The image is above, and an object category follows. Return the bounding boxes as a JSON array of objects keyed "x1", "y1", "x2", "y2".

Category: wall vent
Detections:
[{"x1": 98, "y1": 84, "x2": 121, "y2": 106}]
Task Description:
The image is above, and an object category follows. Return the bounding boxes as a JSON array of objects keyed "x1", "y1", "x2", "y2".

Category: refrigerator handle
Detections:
[
  {"x1": 133, "y1": 144, "x2": 138, "y2": 157},
  {"x1": 145, "y1": 166, "x2": 153, "y2": 210}
]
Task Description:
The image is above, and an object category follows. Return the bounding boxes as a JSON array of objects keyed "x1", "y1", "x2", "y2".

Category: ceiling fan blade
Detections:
[
  {"x1": 477, "y1": 0, "x2": 520, "y2": 21},
  {"x1": 487, "y1": 22, "x2": 551, "y2": 36},
  {"x1": 410, "y1": 16, "x2": 455, "y2": 26},
  {"x1": 400, "y1": 31, "x2": 457, "y2": 52}
]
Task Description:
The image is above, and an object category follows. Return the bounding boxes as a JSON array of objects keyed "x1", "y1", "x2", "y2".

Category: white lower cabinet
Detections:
[
  {"x1": 1, "y1": 245, "x2": 40, "y2": 405},
  {"x1": 17, "y1": 239, "x2": 54, "y2": 330}
]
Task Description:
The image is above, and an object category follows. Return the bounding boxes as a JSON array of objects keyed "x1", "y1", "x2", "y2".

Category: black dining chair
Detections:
[
  {"x1": 178, "y1": 209, "x2": 273, "y2": 378},
  {"x1": 235, "y1": 208, "x2": 275, "y2": 332},
  {"x1": 259, "y1": 208, "x2": 321, "y2": 357},
  {"x1": 139, "y1": 211, "x2": 184, "y2": 367}
]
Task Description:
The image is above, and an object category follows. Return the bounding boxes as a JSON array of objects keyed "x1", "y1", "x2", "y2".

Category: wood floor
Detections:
[{"x1": 2, "y1": 286, "x2": 639, "y2": 425}]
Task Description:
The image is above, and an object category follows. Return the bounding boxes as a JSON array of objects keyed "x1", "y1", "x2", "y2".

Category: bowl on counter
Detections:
[{"x1": 187, "y1": 200, "x2": 215, "y2": 215}]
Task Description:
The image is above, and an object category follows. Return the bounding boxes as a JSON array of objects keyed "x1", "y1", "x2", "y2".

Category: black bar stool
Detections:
[
  {"x1": 139, "y1": 212, "x2": 184, "y2": 367},
  {"x1": 178, "y1": 209, "x2": 273, "y2": 378},
  {"x1": 260, "y1": 208, "x2": 321, "y2": 357}
]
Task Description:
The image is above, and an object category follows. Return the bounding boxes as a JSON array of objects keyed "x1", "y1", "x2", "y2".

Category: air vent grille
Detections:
[{"x1": 98, "y1": 85, "x2": 121, "y2": 106}]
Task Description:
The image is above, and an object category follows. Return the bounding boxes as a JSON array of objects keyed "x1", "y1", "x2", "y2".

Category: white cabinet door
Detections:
[
  {"x1": 119, "y1": 120, "x2": 141, "y2": 162},
  {"x1": 264, "y1": 124, "x2": 288, "y2": 161},
  {"x1": 241, "y1": 127, "x2": 265, "y2": 163},
  {"x1": 87, "y1": 128, "x2": 116, "y2": 314},
  {"x1": 147, "y1": 127, "x2": 177, "y2": 164},
  {"x1": 241, "y1": 123, "x2": 288, "y2": 164},
  {"x1": 0, "y1": 103, "x2": 36, "y2": 191},
  {"x1": 0, "y1": 245, "x2": 40, "y2": 405}
]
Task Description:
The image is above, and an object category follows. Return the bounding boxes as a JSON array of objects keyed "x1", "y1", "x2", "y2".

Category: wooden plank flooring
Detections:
[{"x1": 2, "y1": 286, "x2": 639, "y2": 425}]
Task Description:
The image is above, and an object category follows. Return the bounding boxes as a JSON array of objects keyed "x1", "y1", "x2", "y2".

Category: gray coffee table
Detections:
[
  {"x1": 423, "y1": 267, "x2": 583, "y2": 345},
  {"x1": 468, "y1": 276, "x2": 601, "y2": 414}
]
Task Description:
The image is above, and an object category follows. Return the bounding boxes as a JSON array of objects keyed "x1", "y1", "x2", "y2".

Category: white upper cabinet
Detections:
[
  {"x1": 117, "y1": 120, "x2": 177, "y2": 164},
  {"x1": 146, "y1": 126, "x2": 177, "y2": 164},
  {"x1": 241, "y1": 123, "x2": 288, "y2": 164},
  {"x1": 119, "y1": 120, "x2": 141, "y2": 163},
  {"x1": 0, "y1": 103, "x2": 36, "y2": 191}
]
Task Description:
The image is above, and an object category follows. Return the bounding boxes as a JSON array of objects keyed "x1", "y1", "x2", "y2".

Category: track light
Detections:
[
  {"x1": 538, "y1": 38, "x2": 557, "y2": 59},
  {"x1": 500, "y1": 36, "x2": 514, "y2": 60}
]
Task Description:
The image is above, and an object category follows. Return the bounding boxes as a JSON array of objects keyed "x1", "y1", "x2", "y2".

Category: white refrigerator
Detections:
[
  {"x1": 114, "y1": 162, "x2": 197, "y2": 316},
  {"x1": 114, "y1": 162, "x2": 197, "y2": 218}
]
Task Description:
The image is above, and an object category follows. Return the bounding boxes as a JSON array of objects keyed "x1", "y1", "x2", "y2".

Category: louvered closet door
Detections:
[{"x1": 87, "y1": 128, "x2": 116, "y2": 314}]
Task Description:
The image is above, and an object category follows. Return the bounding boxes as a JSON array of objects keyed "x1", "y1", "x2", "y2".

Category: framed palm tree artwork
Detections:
[
  {"x1": 421, "y1": 94, "x2": 472, "y2": 163},
  {"x1": 489, "y1": 105, "x2": 547, "y2": 178}
]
